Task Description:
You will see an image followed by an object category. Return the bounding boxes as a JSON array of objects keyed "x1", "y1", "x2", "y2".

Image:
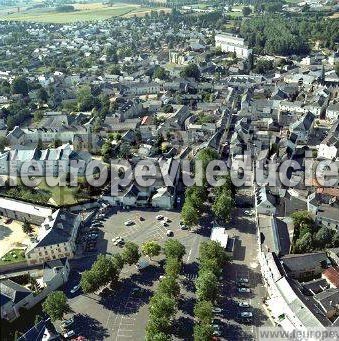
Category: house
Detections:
[
  {"x1": 151, "y1": 186, "x2": 175, "y2": 209},
  {"x1": 255, "y1": 186, "x2": 277, "y2": 215},
  {"x1": 0, "y1": 279, "x2": 34, "y2": 321},
  {"x1": 314, "y1": 288, "x2": 339, "y2": 319},
  {"x1": 25, "y1": 209, "x2": 82, "y2": 265},
  {"x1": 0, "y1": 197, "x2": 53, "y2": 225},
  {"x1": 326, "y1": 103, "x2": 339, "y2": 122},
  {"x1": 6, "y1": 126, "x2": 26, "y2": 145},
  {"x1": 322, "y1": 267, "x2": 339, "y2": 288},
  {"x1": 289, "y1": 111, "x2": 315, "y2": 144},
  {"x1": 281, "y1": 252, "x2": 329, "y2": 281},
  {"x1": 318, "y1": 120, "x2": 339, "y2": 160},
  {"x1": 0, "y1": 258, "x2": 70, "y2": 322}
]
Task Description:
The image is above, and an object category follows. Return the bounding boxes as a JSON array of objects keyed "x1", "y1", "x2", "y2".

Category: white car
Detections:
[
  {"x1": 164, "y1": 217, "x2": 171, "y2": 223},
  {"x1": 240, "y1": 311, "x2": 253, "y2": 318},
  {"x1": 70, "y1": 284, "x2": 80, "y2": 294},
  {"x1": 156, "y1": 215, "x2": 164, "y2": 220},
  {"x1": 244, "y1": 210, "x2": 253, "y2": 216},
  {"x1": 238, "y1": 301, "x2": 250, "y2": 308},
  {"x1": 63, "y1": 330, "x2": 75, "y2": 339},
  {"x1": 212, "y1": 307, "x2": 223, "y2": 314},
  {"x1": 166, "y1": 230, "x2": 174, "y2": 237},
  {"x1": 238, "y1": 287, "x2": 251, "y2": 293},
  {"x1": 124, "y1": 220, "x2": 135, "y2": 226}
]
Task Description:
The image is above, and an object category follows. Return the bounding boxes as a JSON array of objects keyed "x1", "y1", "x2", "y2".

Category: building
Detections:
[
  {"x1": 0, "y1": 197, "x2": 53, "y2": 225},
  {"x1": 25, "y1": 210, "x2": 81, "y2": 265},
  {"x1": 0, "y1": 258, "x2": 69, "y2": 322},
  {"x1": 281, "y1": 252, "x2": 329, "y2": 281},
  {"x1": 255, "y1": 186, "x2": 277, "y2": 215},
  {"x1": 215, "y1": 33, "x2": 252, "y2": 59},
  {"x1": 210, "y1": 226, "x2": 235, "y2": 257}
]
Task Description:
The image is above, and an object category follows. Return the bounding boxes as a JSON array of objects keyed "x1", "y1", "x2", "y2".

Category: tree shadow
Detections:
[
  {"x1": 0, "y1": 224, "x2": 12, "y2": 240},
  {"x1": 130, "y1": 264, "x2": 162, "y2": 286},
  {"x1": 178, "y1": 296, "x2": 196, "y2": 316},
  {"x1": 75, "y1": 313, "x2": 110, "y2": 340},
  {"x1": 172, "y1": 315, "x2": 194, "y2": 341}
]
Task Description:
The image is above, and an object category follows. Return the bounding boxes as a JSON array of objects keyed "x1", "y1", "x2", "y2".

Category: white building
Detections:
[
  {"x1": 25, "y1": 209, "x2": 81, "y2": 265},
  {"x1": 215, "y1": 33, "x2": 252, "y2": 59}
]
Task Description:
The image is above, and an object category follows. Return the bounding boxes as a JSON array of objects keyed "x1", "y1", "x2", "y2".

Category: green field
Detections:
[
  {"x1": 0, "y1": 3, "x2": 166, "y2": 23},
  {"x1": 0, "y1": 249, "x2": 26, "y2": 265}
]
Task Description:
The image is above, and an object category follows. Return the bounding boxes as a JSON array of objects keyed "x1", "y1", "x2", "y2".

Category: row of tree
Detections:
[
  {"x1": 181, "y1": 148, "x2": 235, "y2": 228},
  {"x1": 194, "y1": 240, "x2": 230, "y2": 340},
  {"x1": 146, "y1": 239, "x2": 186, "y2": 340}
]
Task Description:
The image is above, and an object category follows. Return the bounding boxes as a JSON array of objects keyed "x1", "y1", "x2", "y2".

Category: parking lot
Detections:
[
  {"x1": 64, "y1": 204, "x2": 270, "y2": 340},
  {"x1": 67, "y1": 207, "x2": 209, "y2": 340}
]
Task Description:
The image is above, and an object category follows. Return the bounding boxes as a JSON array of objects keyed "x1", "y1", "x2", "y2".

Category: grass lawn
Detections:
[
  {"x1": 0, "y1": 3, "x2": 168, "y2": 23},
  {"x1": 38, "y1": 179, "x2": 79, "y2": 206},
  {"x1": 0, "y1": 248, "x2": 26, "y2": 265}
]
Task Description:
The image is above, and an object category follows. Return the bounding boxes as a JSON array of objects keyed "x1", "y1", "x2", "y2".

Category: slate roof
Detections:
[
  {"x1": 281, "y1": 252, "x2": 328, "y2": 274},
  {"x1": 0, "y1": 279, "x2": 32, "y2": 306}
]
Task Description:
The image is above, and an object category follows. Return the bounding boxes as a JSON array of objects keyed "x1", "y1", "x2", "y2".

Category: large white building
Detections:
[
  {"x1": 25, "y1": 209, "x2": 82, "y2": 265},
  {"x1": 215, "y1": 33, "x2": 252, "y2": 59}
]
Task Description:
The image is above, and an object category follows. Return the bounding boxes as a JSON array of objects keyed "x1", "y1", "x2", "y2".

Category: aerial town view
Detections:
[{"x1": 0, "y1": 0, "x2": 339, "y2": 340}]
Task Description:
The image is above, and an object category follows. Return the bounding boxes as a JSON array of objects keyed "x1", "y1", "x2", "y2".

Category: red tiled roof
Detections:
[{"x1": 323, "y1": 266, "x2": 339, "y2": 288}]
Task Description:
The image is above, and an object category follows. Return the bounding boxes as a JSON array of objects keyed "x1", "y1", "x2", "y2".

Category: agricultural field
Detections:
[{"x1": 0, "y1": 2, "x2": 168, "y2": 23}]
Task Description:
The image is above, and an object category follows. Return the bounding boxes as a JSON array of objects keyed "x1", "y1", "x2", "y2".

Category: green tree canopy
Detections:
[
  {"x1": 122, "y1": 241, "x2": 141, "y2": 265},
  {"x1": 142, "y1": 241, "x2": 161, "y2": 260},
  {"x1": 164, "y1": 256, "x2": 182, "y2": 278},
  {"x1": 163, "y1": 239, "x2": 186, "y2": 261},
  {"x1": 11, "y1": 77, "x2": 28, "y2": 96},
  {"x1": 157, "y1": 276, "x2": 180, "y2": 298},
  {"x1": 42, "y1": 291, "x2": 69, "y2": 321},
  {"x1": 193, "y1": 323, "x2": 214, "y2": 341},
  {"x1": 180, "y1": 63, "x2": 200, "y2": 80},
  {"x1": 194, "y1": 300, "x2": 213, "y2": 324},
  {"x1": 195, "y1": 270, "x2": 218, "y2": 302}
]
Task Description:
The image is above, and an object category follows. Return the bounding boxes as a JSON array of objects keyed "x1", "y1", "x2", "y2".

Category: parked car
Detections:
[
  {"x1": 164, "y1": 217, "x2": 171, "y2": 223},
  {"x1": 63, "y1": 330, "x2": 75, "y2": 339},
  {"x1": 166, "y1": 230, "x2": 174, "y2": 237},
  {"x1": 131, "y1": 287, "x2": 146, "y2": 297},
  {"x1": 156, "y1": 215, "x2": 164, "y2": 220},
  {"x1": 240, "y1": 311, "x2": 253, "y2": 318},
  {"x1": 70, "y1": 284, "x2": 80, "y2": 294},
  {"x1": 238, "y1": 287, "x2": 251, "y2": 293},
  {"x1": 237, "y1": 277, "x2": 249, "y2": 284},
  {"x1": 212, "y1": 325, "x2": 221, "y2": 336},
  {"x1": 4, "y1": 218, "x2": 12, "y2": 224},
  {"x1": 113, "y1": 237, "x2": 125, "y2": 246},
  {"x1": 212, "y1": 307, "x2": 223, "y2": 314},
  {"x1": 238, "y1": 301, "x2": 250, "y2": 308},
  {"x1": 180, "y1": 221, "x2": 188, "y2": 230},
  {"x1": 61, "y1": 317, "x2": 74, "y2": 329},
  {"x1": 244, "y1": 210, "x2": 253, "y2": 216},
  {"x1": 124, "y1": 220, "x2": 135, "y2": 226},
  {"x1": 139, "y1": 216, "x2": 145, "y2": 221}
]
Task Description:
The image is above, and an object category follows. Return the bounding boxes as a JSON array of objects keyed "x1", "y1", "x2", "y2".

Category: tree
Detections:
[
  {"x1": 37, "y1": 88, "x2": 48, "y2": 104},
  {"x1": 149, "y1": 294, "x2": 176, "y2": 319},
  {"x1": 101, "y1": 141, "x2": 113, "y2": 163},
  {"x1": 11, "y1": 77, "x2": 28, "y2": 96},
  {"x1": 0, "y1": 136, "x2": 8, "y2": 153},
  {"x1": 242, "y1": 6, "x2": 252, "y2": 16},
  {"x1": 80, "y1": 269, "x2": 100, "y2": 293},
  {"x1": 195, "y1": 271, "x2": 218, "y2": 302},
  {"x1": 212, "y1": 190, "x2": 234, "y2": 222},
  {"x1": 181, "y1": 201, "x2": 199, "y2": 227},
  {"x1": 196, "y1": 148, "x2": 219, "y2": 184},
  {"x1": 164, "y1": 257, "x2": 182, "y2": 278},
  {"x1": 194, "y1": 323, "x2": 214, "y2": 341},
  {"x1": 199, "y1": 240, "x2": 229, "y2": 268},
  {"x1": 146, "y1": 317, "x2": 172, "y2": 340},
  {"x1": 158, "y1": 276, "x2": 180, "y2": 297},
  {"x1": 194, "y1": 300, "x2": 213, "y2": 324},
  {"x1": 153, "y1": 66, "x2": 168, "y2": 80},
  {"x1": 42, "y1": 291, "x2": 69, "y2": 321},
  {"x1": 22, "y1": 220, "x2": 33, "y2": 234},
  {"x1": 180, "y1": 63, "x2": 200, "y2": 80},
  {"x1": 111, "y1": 253, "x2": 124, "y2": 270},
  {"x1": 163, "y1": 239, "x2": 186, "y2": 261},
  {"x1": 149, "y1": 332, "x2": 171, "y2": 341},
  {"x1": 315, "y1": 227, "x2": 333, "y2": 247},
  {"x1": 185, "y1": 185, "x2": 207, "y2": 212},
  {"x1": 293, "y1": 232, "x2": 313, "y2": 254},
  {"x1": 142, "y1": 241, "x2": 161, "y2": 260},
  {"x1": 122, "y1": 241, "x2": 141, "y2": 265},
  {"x1": 118, "y1": 142, "x2": 131, "y2": 159}
]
